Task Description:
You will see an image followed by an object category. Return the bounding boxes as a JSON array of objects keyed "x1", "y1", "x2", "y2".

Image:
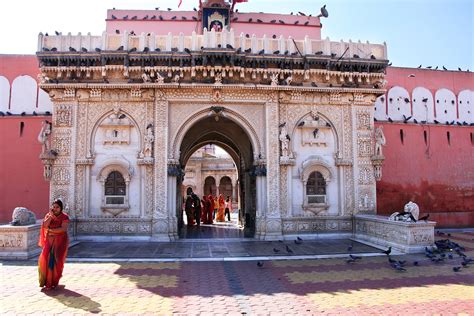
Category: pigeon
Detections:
[
  {"x1": 312, "y1": 128, "x2": 319, "y2": 138},
  {"x1": 418, "y1": 214, "x2": 429, "y2": 221},
  {"x1": 286, "y1": 245, "x2": 293, "y2": 254},
  {"x1": 257, "y1": 261, "x2": 264, "y2": 268},
  {"x1": 390, "y1": 262, "x2": 406, "y2": 271},
  {"x1": 382, "y1": 247, "x2": 392, "y2": 255},
  {"x1": 453, "y1": 266, "x2": 461, "y2": 272},
  {"x1": 311, "y1": 82, "x2": 318, "y2": 87},
  {"x1": 443, "y1": 66, "x2": 447, "y2": 70},
  {"x1": 279, "y1": 122, "x2": 286, "y2": 128},
  {"x1": 118, "y1": 114, "x2": 126, "y2": 119},
  {"x1": 413, "y1": 261, "x2": 419, "y2": 266},
  {"x1": 297, "y1": 121, "x2": 305, "y2": 127},
  {"x1": 273, "y1": 248, "x2": 280, "y2": 253},
  {"x1": 297, "y1": 236, "x2": 303, "y2": 241},
  {"x1": 349, "y1": 254, "x2": 362, "y2": 260}
]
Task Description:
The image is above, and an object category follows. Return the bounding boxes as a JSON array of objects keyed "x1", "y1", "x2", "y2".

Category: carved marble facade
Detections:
[{"x1": 37, "y1": 32, "x2": 387, "y2": 240}]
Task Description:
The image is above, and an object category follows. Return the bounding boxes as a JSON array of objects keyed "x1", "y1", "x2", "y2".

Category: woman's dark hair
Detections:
[{"x1": 52, "y1": 198, "x2": 63, "y2": 211}]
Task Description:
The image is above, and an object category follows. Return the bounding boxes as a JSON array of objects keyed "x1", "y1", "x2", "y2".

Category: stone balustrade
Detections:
[{"x1": 38, "y1": 29, "x2": 387, "y2": 60}]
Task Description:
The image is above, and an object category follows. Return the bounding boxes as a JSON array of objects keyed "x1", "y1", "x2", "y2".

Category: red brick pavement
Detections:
[{"x1": 1, "y1": 232, "x2": 474, "y2": 315}]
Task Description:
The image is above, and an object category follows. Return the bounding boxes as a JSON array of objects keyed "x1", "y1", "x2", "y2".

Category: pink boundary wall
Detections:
[
  {"x1": 377, "y1": 68, "x2": 474, "y2": 227},
  {"x1": 0, "y1": 55, "x2": 49, "y2": 222}
]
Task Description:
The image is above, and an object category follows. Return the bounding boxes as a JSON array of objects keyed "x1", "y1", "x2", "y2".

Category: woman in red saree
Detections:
[
  {"x1": 216, "y1": 194, "x2": 226, "y2": 222},
  {"x1": 38, "y1": 199, "x2": 69, "y2": 290}
]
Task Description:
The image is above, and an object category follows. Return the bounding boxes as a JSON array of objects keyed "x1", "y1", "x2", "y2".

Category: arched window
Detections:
[
  {"x1": 104, "y1": 171, "x2": 126, "y2": 205},
  {"x1": 306, "y1": 171, "x2": 326, "y2": 204}
]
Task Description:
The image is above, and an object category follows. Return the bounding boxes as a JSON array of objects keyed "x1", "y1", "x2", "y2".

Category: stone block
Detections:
[
  {"x1": 354, "y1": 214, "x2": 436, "y2": 253},
  {"x1": 0, "y1": 221, "x2": 42, "y2": 260}
]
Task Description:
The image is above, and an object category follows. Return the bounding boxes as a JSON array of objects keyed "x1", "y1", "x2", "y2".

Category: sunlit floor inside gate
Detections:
[{"x1": 179, "y1": 210, "x2": 244, "y2": 239}]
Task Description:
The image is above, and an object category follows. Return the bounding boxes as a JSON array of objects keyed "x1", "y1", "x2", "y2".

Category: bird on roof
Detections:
[
  {"x1": 111, "y1": 15, "x2": 117, "y2": 19},
  {"x1": 279, "y1": 20, "x2": 285, "y2": 24},
  {"x1": 55, "y1": 31, "x2": 60, "y2": 35},
  {"x1": 248, "y1": 18, "x2": 253, "y2": 22},
  {"x1": 232, "y1": 17, "x2": 238, "y2": 22},
  {"x1": 294, "y1": 21, "x2": 299, "y2": 25},
  {"x1": 270, "y1": 19, "x2": 276, "y2": 23},
  {"x1": 298, "y1": 11, "x2": 306, "y2": 16},
  {"x1": 171, "y1": 16, "x2": 177, "y2": 20},
  {"x1": 304, "y1": 21, "x2": 309, "y2": 25},
  {"x1": 182, "y1": 16, "x2": 187, "y2": 20},
  {"x1": 151, "y1": 15, "x2": 156, "y2": 19},
  {"x1": 81, "y1": 47, "x2": 88, "y2": 52},
  {"x1": 143, "y1": 15, "x2": 148, "y2": 20},
  {"x1": 257, "y1": 19, "x2": 263, "y2": 23},
  {"x1": 115, "y1": 29, "x2": 120, "y2": 34},
  {"x1": 192, "y1": 16, "x2": 198, "y2": 20},
  {"x1": 167, "y1": 8, "x2": 172, "y2": 11},
  {"x1": 123, "y1": 15, "x2": 128, "y2": 20}
]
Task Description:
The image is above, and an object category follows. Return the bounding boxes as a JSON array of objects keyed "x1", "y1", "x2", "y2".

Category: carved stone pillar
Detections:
[
  {"x1": 152, "y1": 97, "x2": 177, "y2": 240},
  {"x1": 257, "y1": 97, "x2": 283, "y2": 240}
]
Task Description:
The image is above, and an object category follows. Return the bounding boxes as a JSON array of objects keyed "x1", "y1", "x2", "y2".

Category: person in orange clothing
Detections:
[
  {"x1": 38, "y1": 199, "x2": 69, "y2": 291},
  {"x1": 216, "y1": 194, "x2": 226, "y2": 222},
  {"x1": 208, "y1": 195, "x2": 215, "y2": 224}
]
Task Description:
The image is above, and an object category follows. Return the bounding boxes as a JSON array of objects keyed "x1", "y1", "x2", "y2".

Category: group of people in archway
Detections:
[{"x1": 184, "y1": 188, "x2": 232, "y2": 227}]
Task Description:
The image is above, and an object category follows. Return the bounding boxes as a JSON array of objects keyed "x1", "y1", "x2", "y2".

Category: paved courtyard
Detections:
[{"x1": 2, "y1": 231, "x2": 474, "y2": 315}]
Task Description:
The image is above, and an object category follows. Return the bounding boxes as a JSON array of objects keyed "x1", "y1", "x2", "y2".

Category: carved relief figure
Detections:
[
  {"x1": 143, "y1": 125, "x2": 154, "y2": 158},
  {"x1": 279, "y1": 123, "x2": 290, "y2": 158},
  {"x1": 374, "y1": 126, "x2": 386, "y2": 156},
  {"x1": 38, "y1": 120, "x2": 52, "y2": 155}
]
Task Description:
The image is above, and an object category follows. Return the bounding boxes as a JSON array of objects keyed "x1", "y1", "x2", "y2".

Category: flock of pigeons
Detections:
[{"x1": 256, "y1": 231, "x2": 473, "y2": 275}]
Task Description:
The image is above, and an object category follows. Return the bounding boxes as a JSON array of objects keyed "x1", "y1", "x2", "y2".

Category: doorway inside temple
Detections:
[{"x1": 176, "y1": 115, "x2": 257, "y2": 239}]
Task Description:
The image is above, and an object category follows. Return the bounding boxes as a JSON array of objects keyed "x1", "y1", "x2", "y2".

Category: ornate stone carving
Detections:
[
  {"x1": 130, "y1": 87, "x2": 142, "y2": 98},
  {"x1": 38, "y1": 120, "x2": 52, "y2": 155},
  {"x1": 55, "y1": 104, "x2": 73, "y2": 127},
  {"x1": 357, "y1": 137, "x2": 372, "y2": 157},
  {"x1": 389, "y1": 201, "x2": 420, "y2": 222},
  {"x1": 374, "y1": 126, "x2": 386, "y2": 157},
  {"x1": 265, "y1": 101, "x2": 280, "y2": 217},
  {"x1": 356, "y1": 109, "x2": 372, "y2": 130},
  {"x1": 64, "y1": 88, "x2": 76, "y2": 99},
  {"x1": 74, "y1": 165, "x2": 85, "y2": 218},
  {"x1": 89, "y1": 88, "x2": 102, "y2": 98},
  {"x1": 52, "y1": 167, "x2": 71, "y2": 185},
  {"x1": 10, "y1": 207, "x2": 36, "y2": 226},
  {"x1": 53, "y1": 129, "x2": 71, "y2": 156},
  {"x1": 358, "y1": 165, "x2": 374, "y2": 185}
]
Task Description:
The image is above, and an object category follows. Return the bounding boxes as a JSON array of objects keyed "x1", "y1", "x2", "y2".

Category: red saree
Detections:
[{"x1": 38, "y1": 212, "x2": 69, "y2": 289}]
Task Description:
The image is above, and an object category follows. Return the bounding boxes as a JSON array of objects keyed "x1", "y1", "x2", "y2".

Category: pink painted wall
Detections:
[
  {"x1": 0, "y1": 55, "x2": 49, "y2": 223},
  {"x1": 376, "y1": 67, "x2": 474, "y2": 227},
  {"x1": 386, "y1": 67, "x2": 473, "y2": 95},
  {"x1": 375, "y1": 122, "x2": 474, "y2": 227},
  {"x1": 106, "y1": 10, "x2": 321, "y2": 39},
  {"x1": 0, "y1": 55, "x2": 39, "y2": 83},
  {"x1": 0, "y1": 117, "x2": 50, "y2": 223}
]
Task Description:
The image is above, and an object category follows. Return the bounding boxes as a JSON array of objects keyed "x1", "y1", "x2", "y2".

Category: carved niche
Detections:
[
  {"x1": 100, "y1": 109, "x2": 134, "y2": 145},
  {"x1": 298, "y1": 113, "x2": 332, "y2": 147}
]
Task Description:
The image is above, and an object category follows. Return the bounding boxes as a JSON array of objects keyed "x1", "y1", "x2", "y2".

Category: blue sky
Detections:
[{"x1": 1, "y1": 0, "x2": 472, "y2": 71}]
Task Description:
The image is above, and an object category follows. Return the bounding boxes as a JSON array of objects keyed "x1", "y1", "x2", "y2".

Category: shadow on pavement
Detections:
[{"x1": 42, "y1": 287, "x2": 102, "y2": 314}]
